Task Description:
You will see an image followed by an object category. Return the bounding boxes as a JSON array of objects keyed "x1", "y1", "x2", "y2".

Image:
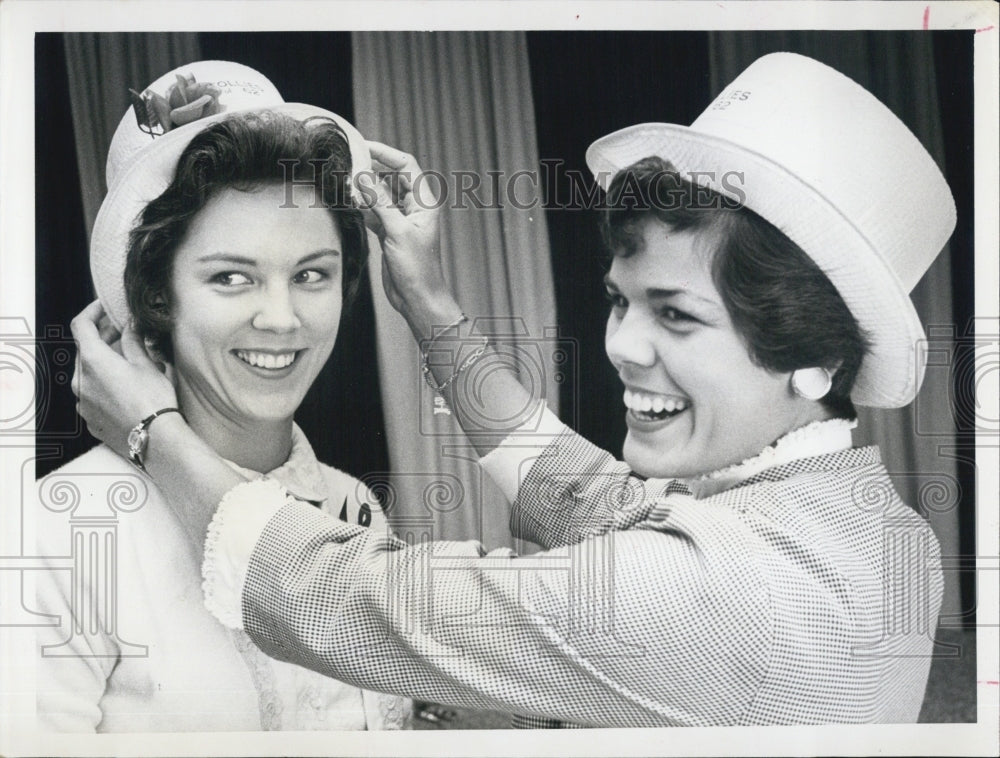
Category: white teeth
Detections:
[
  {"x1": 236, "y1": 350, "x2": 296, "y2": 369},
  {"x1": 623, "y1": 389, "x2": 689, "y2": 415}
]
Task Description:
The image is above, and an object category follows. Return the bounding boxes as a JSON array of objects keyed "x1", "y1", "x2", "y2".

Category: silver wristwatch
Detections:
[{"x1": 127, "y1": 408, "x2": 182, "y2": 473}]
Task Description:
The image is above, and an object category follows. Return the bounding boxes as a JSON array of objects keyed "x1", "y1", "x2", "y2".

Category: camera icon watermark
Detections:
[
  {"x1": 0, "y1": 317, "x2": 80, "y2": 438},
  {"x1": 418, "y1": 317, "x2": 577, "y2": 438}
]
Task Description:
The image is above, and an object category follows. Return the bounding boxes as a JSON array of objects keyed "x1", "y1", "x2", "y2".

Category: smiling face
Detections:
[
  {"x1": 168, "y1": 183, "x2": 343, "y2": 429},
  {"x1": 604, "y1": 217, "x2": 825, "y2": 479}
]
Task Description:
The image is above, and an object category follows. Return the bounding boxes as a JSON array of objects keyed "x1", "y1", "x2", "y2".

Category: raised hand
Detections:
[
  {"x1": 355, "y1": 142, "x2": 533, "y2": 457},
  {"x1": 70, "y1": 300, "x2": 178, "y2": 459},
  {"x1": 356, "y1": 141, "x2": 462, "y2": 338}
]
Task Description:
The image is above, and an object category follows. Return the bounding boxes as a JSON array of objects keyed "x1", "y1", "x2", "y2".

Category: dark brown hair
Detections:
[
  {"x1": 599, "y1": 156, "x2": 869, "y2": 419},
  {"x1": 124, "y1": 111, "x2": 367, "y2": 362}
]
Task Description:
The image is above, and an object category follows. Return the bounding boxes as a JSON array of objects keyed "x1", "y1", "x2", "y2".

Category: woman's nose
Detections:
[
  {"x1": 605, "y1": 311, "x2": 657, "y2": 369},
  {"x1": 251, "y1": 288, "x2": 302, "y2": 333}
]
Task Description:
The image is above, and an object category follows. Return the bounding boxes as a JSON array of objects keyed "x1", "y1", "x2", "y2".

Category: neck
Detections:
[
  {"x1": 175, "y1": 381, "x2": 293, "y2": 474},
  {"x1": 685, "y1": 414, "x2": 856, "y2": 498},
  {"x1": 790, "y1": 395, "x2": 837, "y2": 426}
]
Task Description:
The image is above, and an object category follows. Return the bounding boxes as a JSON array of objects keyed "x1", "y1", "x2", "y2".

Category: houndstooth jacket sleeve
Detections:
[
  {"x1": 209, "y1": 412, "x2": 769, "y2": 726},
  {"x1": 237, "y1": 493, "x2": 772, "y2": 727},
  {"x1": 479, "y1": 402, "x2": 684, "y2": 548},
  {"x1": 208, "y1": 413, "x2": 940, "y2": 725},
  {"x1": 208, "y1": 408, "x2": 723, "y2": 728}
]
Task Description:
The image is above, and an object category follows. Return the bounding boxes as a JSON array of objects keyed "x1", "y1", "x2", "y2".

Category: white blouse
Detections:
[{"x1": 35, "y1": 427, "x2": 409, "y2": 732}]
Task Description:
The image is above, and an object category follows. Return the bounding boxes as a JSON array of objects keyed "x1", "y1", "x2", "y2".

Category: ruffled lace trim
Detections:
[
  {"x1": 368, "y1": 691, "x2": 412, "y2": 730},
  {"x1": 202, "y1": 477, "x2": 291, "y2": 628},
  {"x1": 231, "y1": 629, "x2": 284, "y2": 730}
]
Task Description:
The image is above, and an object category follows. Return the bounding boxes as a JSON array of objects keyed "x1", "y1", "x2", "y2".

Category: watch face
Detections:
[{"x1": 128, "y1": 427, "x2": 148, "y2": 453}]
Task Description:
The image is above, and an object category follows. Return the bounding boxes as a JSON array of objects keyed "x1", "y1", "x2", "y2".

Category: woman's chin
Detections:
[
  {"x1": 234, "y1": 383, "x2": 314, "y2": 421},
  {"x1": 624, "y1": 435, "x2": 742, "y2": 481},
  {"x1": 234, "y1": 398, "x2": 301, "y2": 426},
  {"x1": 623, "y1": 436, "x2": 691, "y2": 480}
]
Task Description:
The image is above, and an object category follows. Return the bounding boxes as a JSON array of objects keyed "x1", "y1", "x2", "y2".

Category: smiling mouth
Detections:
[
  {"x1": 623, "y1": 388, "x2": 690, "y2": 422},
  {"x1": 234, "y1": 350, "x2": 300, "y2": 370}
]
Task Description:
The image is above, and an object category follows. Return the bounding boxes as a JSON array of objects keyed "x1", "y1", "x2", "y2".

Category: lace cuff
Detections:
[
  {"x1": 478, "y1": 401, "x2": 568, "y2": 503},
  {"x1": 203, "y1": 478, "x2": 292, "y2": 629}
]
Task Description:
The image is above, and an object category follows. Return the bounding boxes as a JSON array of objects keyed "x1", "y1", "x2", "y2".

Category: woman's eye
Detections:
[
  {"x1": 604, "y1": 290, "x2": 627, "y2": 313},
  {"x1": 211, "y1": 272, "x2": 252, "y2": 286},
  {"x1": 658, "y1": 307, "x2": 696, "y2": 324},
  {"x1": 293, "y1": 269, "x2": 328, "y2": 285}
]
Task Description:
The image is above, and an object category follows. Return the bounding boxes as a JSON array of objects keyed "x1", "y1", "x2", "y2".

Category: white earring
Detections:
[{"x1": 791, "y1": 367, "x2": 833, "y2": 400}]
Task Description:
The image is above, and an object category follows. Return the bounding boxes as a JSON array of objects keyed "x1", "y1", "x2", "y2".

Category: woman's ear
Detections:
[{"x1": 140, "y1": 333, "x2": 177, "y2": 385}]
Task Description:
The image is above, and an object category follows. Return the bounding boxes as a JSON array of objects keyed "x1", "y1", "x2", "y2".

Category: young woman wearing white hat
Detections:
[
  {"x1": 70, "y1": 53, "x2": 954, "y2": 725},
  {"x1": 36, "y1": 61, "x2": 409, "y2": 732}
]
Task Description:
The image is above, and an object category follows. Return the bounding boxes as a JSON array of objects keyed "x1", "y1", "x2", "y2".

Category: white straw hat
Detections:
[
  {"x1": 91, "y1": 60, "x2": 371, "y2": 331},
  {"x1": 586, "y1": 52, "x2": 956, "y2": 408}
]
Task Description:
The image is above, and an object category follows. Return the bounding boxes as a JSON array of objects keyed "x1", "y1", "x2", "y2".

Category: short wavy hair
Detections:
[
  {"x1": 124, "y1": 111, "x2": 368, "y2": 362},
  {"x1": 599, "y1": 156, "x2": 870, "y2": 419}
]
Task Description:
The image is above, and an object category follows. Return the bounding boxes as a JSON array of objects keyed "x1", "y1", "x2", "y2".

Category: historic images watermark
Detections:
[{"x1": 277, "y1": 159, "x2": 749, "y2": 212}]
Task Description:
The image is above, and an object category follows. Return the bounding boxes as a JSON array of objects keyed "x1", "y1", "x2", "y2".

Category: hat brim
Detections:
[
  {"x1": 586, "y1": 123, "x2": 928, "y2": 408},
  {"x1": 91, "y1": 103, "x2": 372, "y2": 333}
]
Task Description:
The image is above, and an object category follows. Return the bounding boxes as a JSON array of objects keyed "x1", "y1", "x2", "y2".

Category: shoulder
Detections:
[
  {"x1": 36, "y1": 445, "x2": 147, "y2": 524},
  {"x1": 722, "y1": 445, "x2": 896, "y2": 518},
  {"x1": 316, "y1": 463, "x2": 367, "y2": 497},
  {"x1": 37, "y1": 445, "x2": 154, "y2": 515},
  {"x1": 36, "y1": 445, "x2": 161, "y2": 550},
  {"x1": 40, "y1": 444, "x2": 132, "y2": 478},
  {"x1": 315, "y1": 463, "x2": 387, "y2": 529},
  {"x1": 706, "y1": 446, "x2": 939, "y2": 590}
]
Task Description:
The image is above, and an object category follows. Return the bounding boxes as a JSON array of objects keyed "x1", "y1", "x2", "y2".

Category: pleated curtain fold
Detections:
[
  {"x1": 352, "y1": 32, "x2": 558, "y2": 549},
  {"x1": 63, "y1": 33, "x2": 202, "y2": 239}
]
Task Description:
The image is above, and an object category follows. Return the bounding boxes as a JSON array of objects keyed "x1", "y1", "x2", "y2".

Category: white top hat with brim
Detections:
[
  {"x1": 91, "y1": 60, "x2": 372, "y2": 331},
  {"x1": 586, "y1": 52, "x2": 956, "y2": 408}
]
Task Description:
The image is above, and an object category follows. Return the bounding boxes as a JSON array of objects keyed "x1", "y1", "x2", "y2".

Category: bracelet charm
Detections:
[{"x1": 419, "y1": 313, "x2": 490, "y2": 393}]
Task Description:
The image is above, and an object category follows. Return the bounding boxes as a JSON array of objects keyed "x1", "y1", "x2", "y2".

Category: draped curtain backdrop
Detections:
[
  {"x1": 352, "y1": 32, "x2": 558, "y2": 549},
  {"x1": 64, "y1": 34, "x2": 202, "y2": 239},
  {"x1": 708, "y1": 32, "x2": 961, "y2": 617}
]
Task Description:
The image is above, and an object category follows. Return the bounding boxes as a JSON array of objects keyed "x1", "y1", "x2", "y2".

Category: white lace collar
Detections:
[{"x1": 683, "y1": 417, "x2": 857, "y2": 499}]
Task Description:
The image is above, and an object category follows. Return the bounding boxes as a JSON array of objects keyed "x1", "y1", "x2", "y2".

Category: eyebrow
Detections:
[
  {"x1": 196, "y1": 249, "x2": 342, "y2": 266},
  {"x1": 603, "y1": 274, "x2": 717, "y2": 306}
]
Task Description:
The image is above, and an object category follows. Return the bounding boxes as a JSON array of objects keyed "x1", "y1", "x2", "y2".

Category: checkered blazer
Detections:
[{"x1": 241, "y1": 428, "x2": 943, "y2": 726}]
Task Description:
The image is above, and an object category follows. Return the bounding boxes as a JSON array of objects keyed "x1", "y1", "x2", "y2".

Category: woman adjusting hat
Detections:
[{"x1": 70, "y1": 53, "x2": 954, "y2": 725}]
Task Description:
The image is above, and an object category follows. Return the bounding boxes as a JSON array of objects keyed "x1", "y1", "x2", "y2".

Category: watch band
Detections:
[{"x1": 127, "y1": 407, "x2": 183, "y2": 473}]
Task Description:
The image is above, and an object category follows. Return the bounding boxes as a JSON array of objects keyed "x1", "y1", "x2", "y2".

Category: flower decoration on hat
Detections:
[{"x1": 129, "y1": 72, "x2": 222, "y2": 138}]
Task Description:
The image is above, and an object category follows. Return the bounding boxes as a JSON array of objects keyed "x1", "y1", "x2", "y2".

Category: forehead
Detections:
[
  {"x1": 608, "y1": 219, "x2": 721, "y2": 294},
  {"x1": 175, "y1": 184, "x2": 341, "y2": 262}
]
